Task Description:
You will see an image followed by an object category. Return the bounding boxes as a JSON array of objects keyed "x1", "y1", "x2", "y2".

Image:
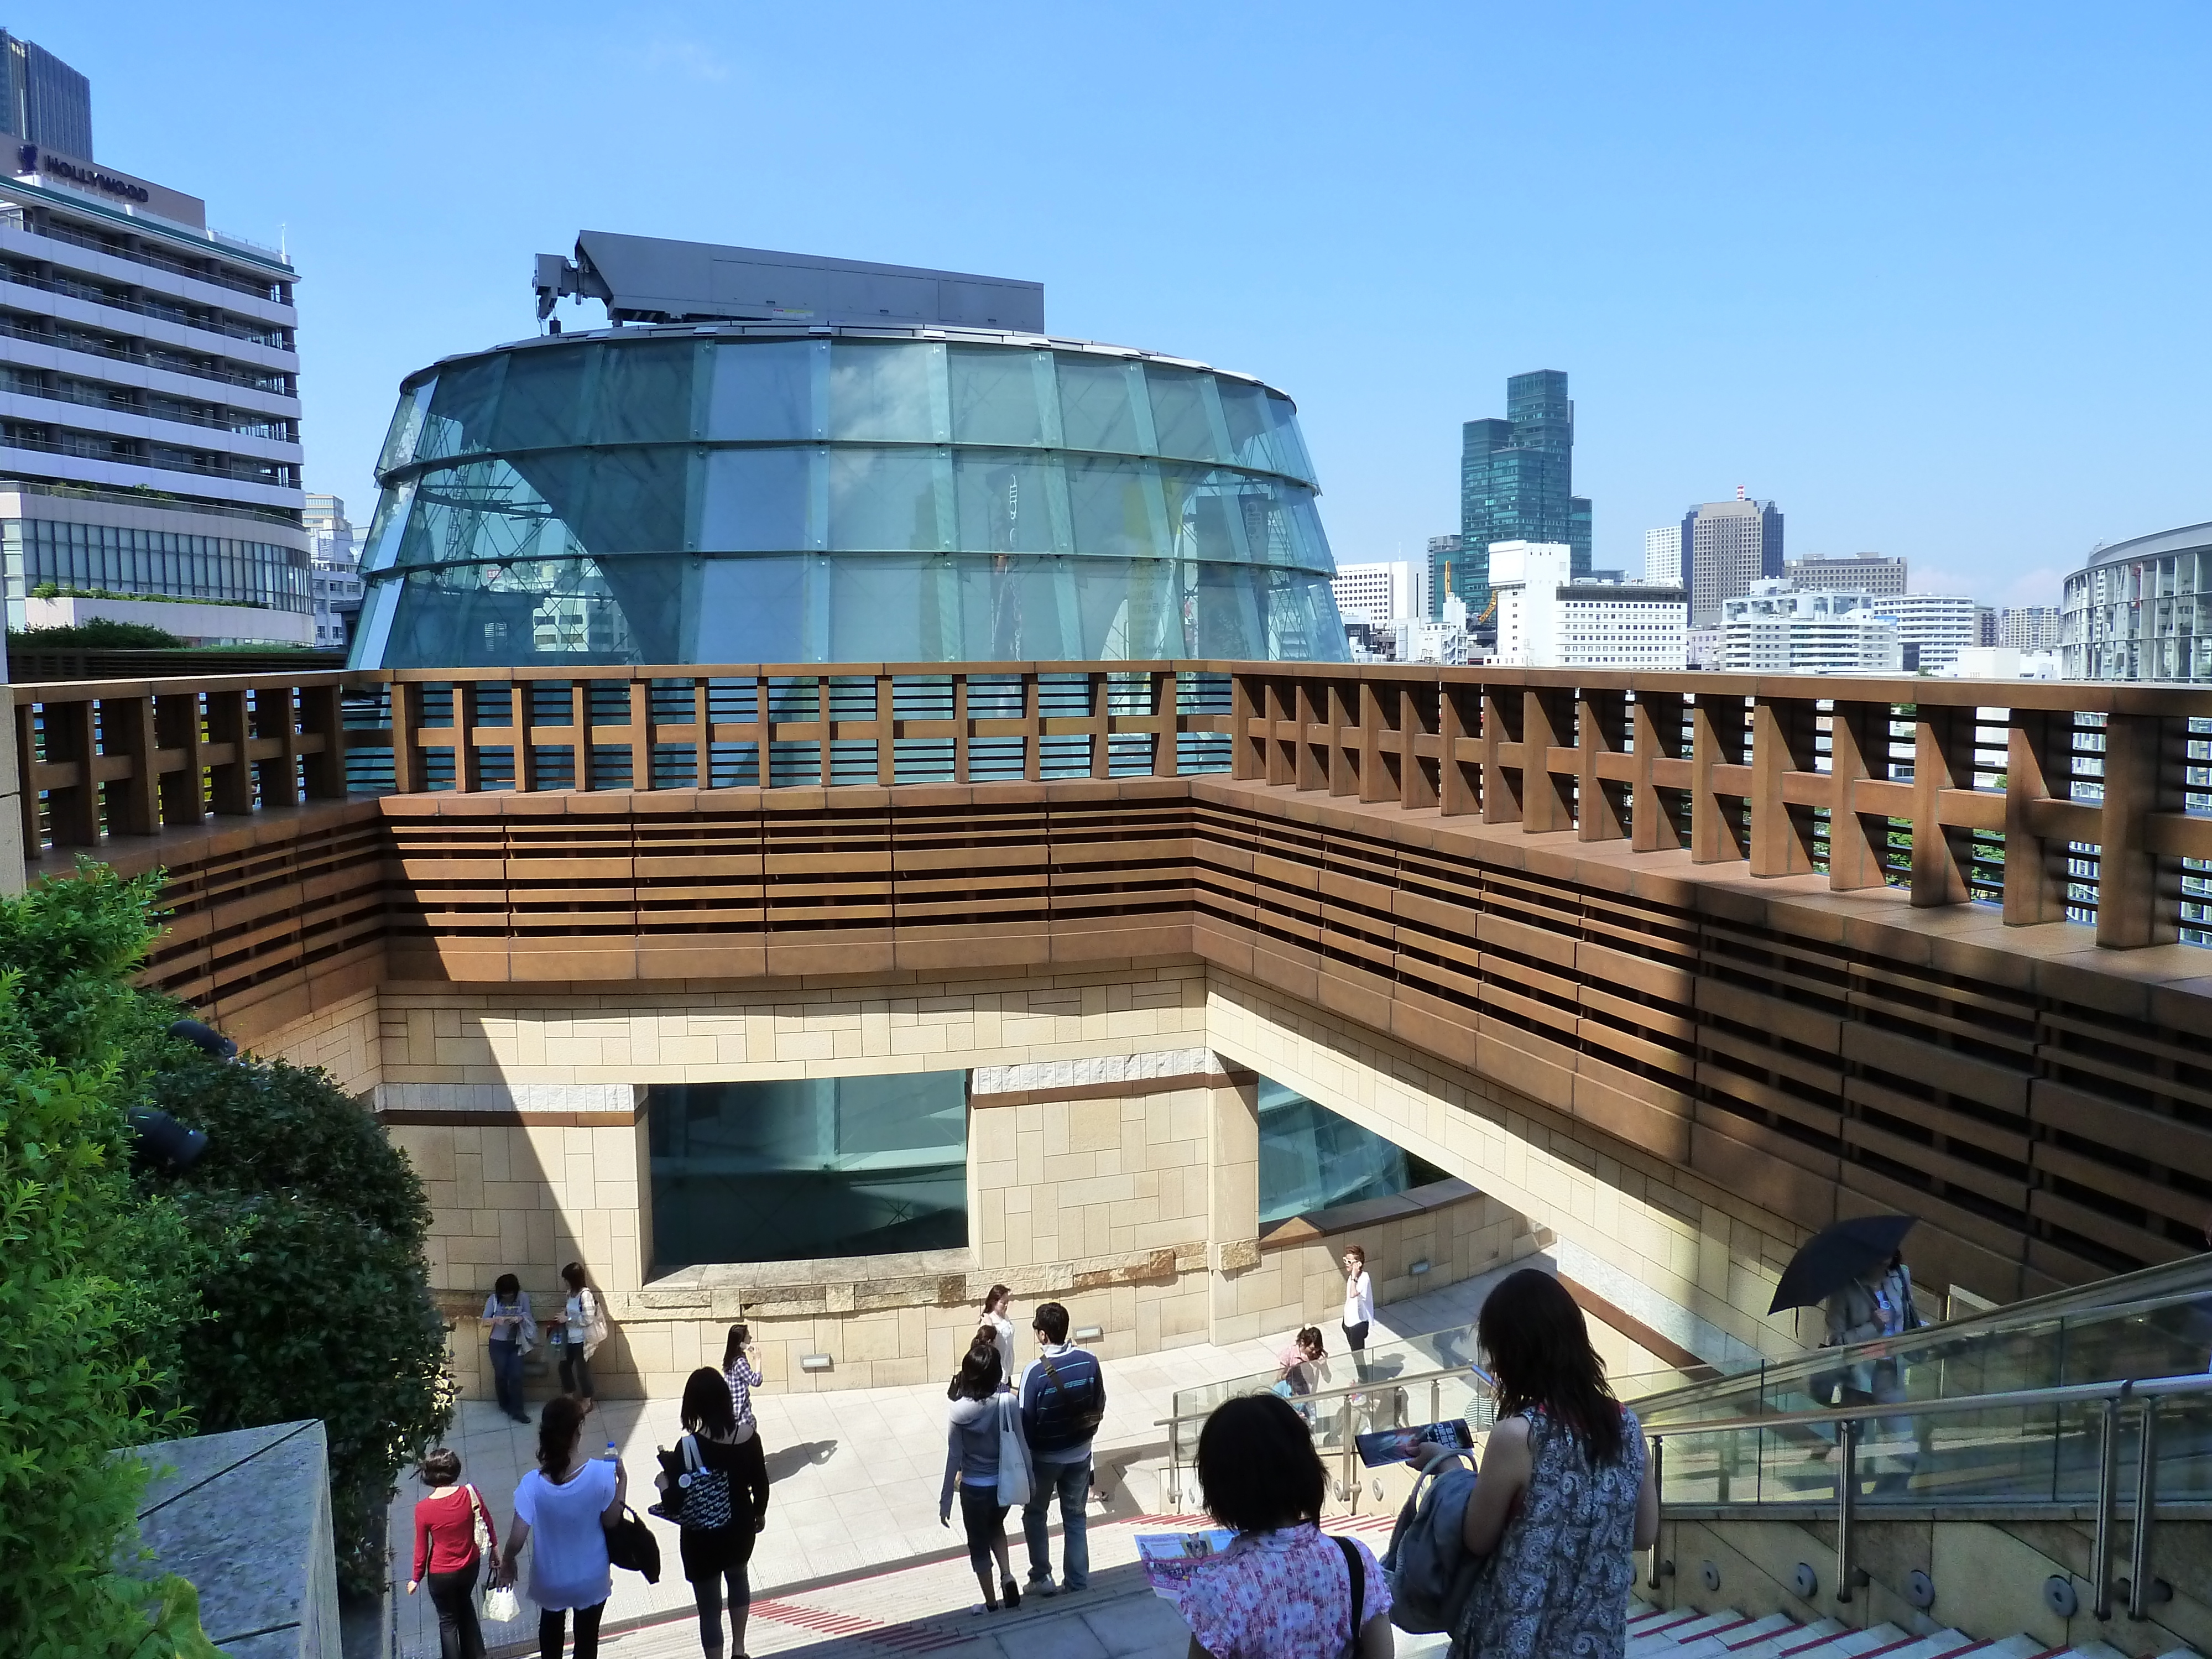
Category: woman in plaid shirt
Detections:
[{"x1": 723, "y1": 1324, "x2": 764, "y2": 1442}]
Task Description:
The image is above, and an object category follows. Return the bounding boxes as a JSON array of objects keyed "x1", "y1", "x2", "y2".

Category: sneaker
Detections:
[{"x1": 1028, "y1": 1572, "x2": 1057, "y2": 1598}]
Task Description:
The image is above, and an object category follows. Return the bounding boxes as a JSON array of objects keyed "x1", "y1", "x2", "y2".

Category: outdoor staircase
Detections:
[{"x1": 1627, "y1": 1600, "x2": 2200, "y2": 1659}]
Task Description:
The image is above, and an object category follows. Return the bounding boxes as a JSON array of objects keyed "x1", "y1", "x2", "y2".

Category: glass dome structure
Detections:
[{"x1": 351, "y1": 324, "x2": 1348, "y2": 667}]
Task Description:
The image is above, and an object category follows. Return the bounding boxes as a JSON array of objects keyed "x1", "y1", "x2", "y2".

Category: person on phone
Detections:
[
  {"x1": 1017, "y1": 1300, "x2": 1104, "y2": 1597},
  {"x1": 674, "y1": 1367, "x2": 772, "y2": 1659},
  {"x1": 1409, "y1": 1269, "x2": 1657, "y2": 1659},
  {"x1": 547, "y1": 1262, "x2": 606, "y2": 1414},
  {"x1": 939, "y1": 1334, "x2": 1021, "y2": 1614},
  {"x1": 408, "y1": 1448, "x2": 495, "y2": 1659},
  {"x1": 1180, "y1": 1392, "x2": 1393, "y2": 1658},
  {"x1": 1342, "y1": 1246, "x2": 1374, "y2": 1384},
  {"x1": 722, "y1": 1324, "x2": 763, "y2": 1443},
  {"x1": 495, "y1": 1395, "x2": 625, "y2": 1659},
  {"x1": 484, "y1": 1274, "x2": 537, "y2": 1424}
]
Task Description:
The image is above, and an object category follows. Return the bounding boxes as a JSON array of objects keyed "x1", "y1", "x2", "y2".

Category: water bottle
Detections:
[{"x1": 604, "y1": 1438, "x2": 619, "y2": 1463}]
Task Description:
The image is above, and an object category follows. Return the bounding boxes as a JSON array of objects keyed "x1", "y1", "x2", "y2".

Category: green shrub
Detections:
[
  {"x1": 0, "y1": 1003, "x2": 208, "y2": 1657},
  {"x1": 144, "y1": 1059, "x2": 453, "y2": 1595},
  {"x1": 9, "y1": 619, "x2": 186, "y2": 649}
]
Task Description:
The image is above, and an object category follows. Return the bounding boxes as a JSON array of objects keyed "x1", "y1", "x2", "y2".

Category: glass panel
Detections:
[
  {"x1": 1264, "y1": 392, "x2": 1314, "y2": 482},
  {"x1": 1146, "y1": 366, "x2": 1220, "y2": 463},
  {"x1": 949, "y1": 345, "x2": 1044, "y2": 446},
  {"x1": 829, "y1": 448, "x2": 942, "y2": 552},
  {"x1": 710, "y1": 340, "x2": 814, "y2": 440},
  {"x1": 490, "y1": 346, "x2": 588, "y2": 450},
  {"x1": 1258, "y1": 1077, "x2": 1435, "y2": 1226},
  {"x1": 372, "y1": 557, "x2": 656, "y2": 668},
  {"x1": 646, "y1": 1072, "x2": 969, "y2": 1266},
  {"x1": 954, "y1": 451, "x2": 1057, "y2": 554},
  {"x1": 596, "y1": 339, "x2": 695, "y2": 444},
  {"x1": 701, "y1": 448, "x2": 811, "y2": 553},
  {"x1": 415, "y1": 357, "x2": 503, "y2": 462},
  {"x1": 693, "y1": 556, "x2": 806, "y2": 661},
  {"x1": 828, "y1": 340, "x2": 934, "y2": 441},
  {"x1": 378, "y1": 381, "x2": 427, "y2": 472},
  {"x1": 830, "y1": 554, "x2": 936, "y2": 661},
  {"x1": 1057, "y1": 355, "x2": 1140, "y2": 452},
  {"x1": 1066, "y1": 458, "x2": 1161, "y2": 559},
  {"x1": 562, "y1": 446, "x2": 688, "y2": 555}
]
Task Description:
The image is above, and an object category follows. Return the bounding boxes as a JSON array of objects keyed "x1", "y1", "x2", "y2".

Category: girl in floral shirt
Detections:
[{"x1": 1180, "y1": 1393, "x2": 1392, "y2": 1659}]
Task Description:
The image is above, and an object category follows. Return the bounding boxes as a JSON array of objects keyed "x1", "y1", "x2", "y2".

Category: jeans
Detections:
[
  {"x1": 488, "y1": 1338, "x2": 525, "y2": 1418},
  {"x1": 1021, "y1": 1455, "x2": 1091, "y2": 1589},
  {"x1": 557, "y1": 1342, "x2": 594, "y2": 1400},
  {"x1": 691, "y1": 1563, "x2": 749, "y2": 1651},
  {"x1": 538, "y1": 1600, "x2": 603, "y2": 1659},
  {"x1": 425, "y1": 1557, "x2": 484, "y2": 1659},
  {"x1": 958, "y1": 1481, "x2": 1009, "y2": 1580}
]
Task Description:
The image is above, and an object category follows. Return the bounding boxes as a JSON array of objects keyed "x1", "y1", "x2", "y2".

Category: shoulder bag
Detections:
[
  {"x1": 604, "y1": 1503, "x2": 661, "y2": 1583},
  {"x1": 995, "y1": 1392, "x2": 1032, "y2": 1508}
]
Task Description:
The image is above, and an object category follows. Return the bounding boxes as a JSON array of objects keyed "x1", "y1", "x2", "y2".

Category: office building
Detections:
[
  {"x1": 1446, "y1": 369, "x2": 1590, "y2": 617},
  {"x1": 1720, "y1": 580, "x2": 1900, "y2": 673},
  {"x1": 1975, "y1": 605, "x2": 1999, "y2": 646},
  {"x1": 306, "y1": 494, "x2": 362, "y2": 650},
  {"x1": 2060, "y1": 520, "x2": 2212, "y2": 682},
  {"x1": 1685, "y1": 494, "x2": 1783, "y2": 626},
  {"x1": 1490, "y1": 540, "x2": 1687, "y2": 670},
  {"x1": 1872, "y1": 593, "x2": 1978, "y2": 674},
  {"x1": 1394, "y1": 616, "x2": 1468, "y2": 665},
  {"x1": 1999, "y1": 604, "x2": 2060, "y2": 653},
  {"x1": 0, "y1": 41, "x2": 308, "y2": 644},
  {"x1": 1784, "y1": 554, "x2": 1905, "y2": 597},
  {"x1": 1331, "y1": 560, "x2": 1426, "y2": 625},
  {"x1": 1645, "y1": 524, "x2": 1681, "y2": 586},
  {"x1": 0, "y1": 31, "x2": 91, "y2": 159},
  {"x1": 352, "y1": 233, "x2": 1346, "y2": 667}
]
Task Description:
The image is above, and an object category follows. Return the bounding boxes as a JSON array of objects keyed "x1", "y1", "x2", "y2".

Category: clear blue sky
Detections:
[{"x1": 59, "y1": 1, "x2": 2212, "y2": 607}]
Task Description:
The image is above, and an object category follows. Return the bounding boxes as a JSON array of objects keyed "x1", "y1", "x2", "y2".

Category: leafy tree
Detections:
[{"x1": 141, "y1": 1060, "x2": 453, "y2": 1593}]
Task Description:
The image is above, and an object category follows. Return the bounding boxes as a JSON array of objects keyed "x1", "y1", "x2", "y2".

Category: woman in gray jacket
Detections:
[{"x1": 938, "y1": 1335, "x2": 1021, "y2": 1614}]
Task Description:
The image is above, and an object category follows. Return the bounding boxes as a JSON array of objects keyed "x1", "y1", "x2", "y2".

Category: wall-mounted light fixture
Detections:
[
  {"x1": 799, "y1": 1353, "x2": 833, "y2": 1373},
  {"x1": 1408, "y1": 1258, "x2": 1433, "y2": 1276},
  {"x1": 1074, "y1": 1325, "x2": 1104, "y2": 1342}
]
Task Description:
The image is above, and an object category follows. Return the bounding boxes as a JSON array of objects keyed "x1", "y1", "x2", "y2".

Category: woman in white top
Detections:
[
  {"x1": 547, "y1": 1261, "x2": 607, "y2": 1415},
  {"x1": 495, "y1": 1394, "x2": 626, "y2": 1659},
  {"x1": 1342, "y1": 1245, "x2": 1375, "y2": 1381},
  {"x1": 979, "y1": 1283, "x2": 1015, "y2": 1385}
]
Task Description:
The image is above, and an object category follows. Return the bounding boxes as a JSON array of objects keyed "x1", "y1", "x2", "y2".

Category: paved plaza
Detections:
[{"x1": 389, "y1": 1255, "x2": 1662, "y2": 1657}]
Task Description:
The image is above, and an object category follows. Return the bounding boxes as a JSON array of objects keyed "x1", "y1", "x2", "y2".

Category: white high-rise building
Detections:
[
  {"x1": 1490, "y1": 540, "x2": 1687, "y2": 669},
  {"x1": 1331, "y1": 560, "x2": 1427, "y2": 624},
  {"x1": 305, "y1": 493, "x2": 361, "y2": 650},
  {"x1": 1721, "y1": 581, "x2": 1901, "y2": 673},
  {"x1": 1644, "y1": 525, "x2": 1682, "y2": 586},
  {"x1": 1999, "y1": 605, "x2": 2061, "y2": 652},
  {"x1": 1872, "y1": 594, "x2": 1979, "y2": 674}
]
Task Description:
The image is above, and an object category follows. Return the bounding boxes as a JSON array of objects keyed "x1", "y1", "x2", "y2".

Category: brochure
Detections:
[
  {"x1": 1354, "y1": 1417, "x2": 1477, "y2": 1468},
  {"x1": 1136, "y1": 1528, "x2": 1237, "y2": 1603}
]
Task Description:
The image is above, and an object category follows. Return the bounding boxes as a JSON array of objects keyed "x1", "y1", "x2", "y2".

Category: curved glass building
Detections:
[
  {"x1": 352, "y1": 239, "x2": 1345, "y2": 667},
  {"x1": 2060, "y1": 519, "x2": 2212, "y2": 683}
]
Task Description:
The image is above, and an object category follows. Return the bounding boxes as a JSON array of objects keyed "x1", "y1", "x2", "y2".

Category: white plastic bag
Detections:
[{"x1": 482, "y1": 1582, "x2": 520, "y2": 1625}]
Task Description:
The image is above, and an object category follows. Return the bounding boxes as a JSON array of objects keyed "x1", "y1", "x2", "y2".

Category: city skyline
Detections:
[{"x1": 43, "y1": 1, "x2": 2212, "y2": 615}]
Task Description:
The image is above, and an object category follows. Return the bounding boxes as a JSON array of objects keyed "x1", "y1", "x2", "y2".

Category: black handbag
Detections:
[{"x1": 604, "y1": 1504, "x2": 661, "y2": 1582}]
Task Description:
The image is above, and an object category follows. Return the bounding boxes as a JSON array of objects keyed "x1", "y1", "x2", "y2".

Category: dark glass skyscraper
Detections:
[
  {"x1": 0, "y1": 31, "x2": 92, "y2": 158},
  {"x1": 1443, "y1": 369, "x2": 1592, "y2": 617}
]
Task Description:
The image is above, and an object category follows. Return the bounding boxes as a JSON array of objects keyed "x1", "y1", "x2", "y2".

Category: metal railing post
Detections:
[
  {"x1": 2091, "y1": 1392, "x2": 2121, "y2": 1619},
  {"x1": 1430, "y1": 1376, "x2": 1440, "y2": 1426},
  {"x1": 1835, "y1": 1418, "x2": 1859, "y2": 1603},
  {"x1": 2128, "y1": 1397, "x2": 2159, "y2": 1620},
  {"x1": 1647, "y1": 1435, "x2": 1666, "y2": 1590},
  {"x1": 1340, "y1": 1394, "x2": 1355, "y2": 1499}
]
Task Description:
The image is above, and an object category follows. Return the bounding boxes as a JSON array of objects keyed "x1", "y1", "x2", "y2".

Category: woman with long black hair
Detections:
[
  {"x1": 1413, "y1": 1268, "x2": 1657, "y2": 1659},
  {"x1": 937, "y1": 1334, "x2": 1021, "y2": 1614},
  {"x1": 672, "y1": 1366, "x2": 772, "y2": 1659}
]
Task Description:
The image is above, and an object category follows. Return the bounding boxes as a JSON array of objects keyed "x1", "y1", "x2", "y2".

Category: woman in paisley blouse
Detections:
[{"x1": 1412, "y1": 1269, "x2": 1659, "y2": 1659}]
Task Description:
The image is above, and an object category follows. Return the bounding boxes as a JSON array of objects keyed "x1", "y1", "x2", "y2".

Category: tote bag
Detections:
[{"x1": 995, "y1": 1391, "x2": 1032, "y2": 1508}]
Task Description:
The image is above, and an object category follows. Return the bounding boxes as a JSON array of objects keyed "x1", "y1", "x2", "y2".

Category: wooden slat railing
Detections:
[{"x1": 14, "y1": 661, "x2": 2212, "y2": 951}]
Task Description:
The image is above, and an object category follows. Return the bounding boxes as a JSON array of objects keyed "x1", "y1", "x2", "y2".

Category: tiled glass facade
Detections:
[
  {"x1": 1448, "y1": 369, "x2": 1590, "y2": 617},
  {"x1": 1256, "y1": 1076, "x2": 1440, "y2": 1226},
  {"x1": 4, "y1": 517, "x2": 310, "y2": 614},
  {"x1": 353, "y1": 328, "x2": 1347, "y2": 668},
  {"x1": 2062, "y1": 525, "x2": 2212, "y2": 684},
  {"x1": 645, "y1": 1072, "x2": 969, "y2": 1268}
]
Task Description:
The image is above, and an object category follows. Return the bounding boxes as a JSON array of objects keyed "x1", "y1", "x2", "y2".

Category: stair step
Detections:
[
  {"x1": 1782, "y1": 1622, "x2": 1913, "y2": 1659},
  {"x1": 1672, "y1": 1614, "x2": 1806, "y2": 1659},
  {"x1": 1730, "y1": 1620, "x2": 1848, "y2": 1659}
]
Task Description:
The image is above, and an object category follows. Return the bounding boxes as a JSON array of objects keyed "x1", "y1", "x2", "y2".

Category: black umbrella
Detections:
[{"x1": 1768, "y1": 1214, "x2": 1917, "y2": 1314}]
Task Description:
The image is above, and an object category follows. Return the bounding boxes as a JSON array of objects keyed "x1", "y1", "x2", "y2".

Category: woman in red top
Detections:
[{"x1": 409, "y1": 1448, "x2": 499, "y2": 1659}]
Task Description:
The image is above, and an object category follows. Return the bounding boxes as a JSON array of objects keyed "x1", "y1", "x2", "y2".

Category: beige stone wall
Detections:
[
  {"x1": 257, "y1": 987, "x2": 381, "y2": 1097},
  {"x1": 1206, "y1": 968, "x2": 1809, "y2": 1363}
]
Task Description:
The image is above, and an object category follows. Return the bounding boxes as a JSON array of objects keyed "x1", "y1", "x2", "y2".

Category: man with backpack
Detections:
[{"x1": 1016, "y1": 1301, "x2": 1105, "y2": 1597}]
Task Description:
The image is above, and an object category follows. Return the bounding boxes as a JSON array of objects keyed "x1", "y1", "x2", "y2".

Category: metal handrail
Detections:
[
  {"x1": 1644, "y1": 1368, "x2": 2212, "y2": 1439},
  {"x1": 1645, "y1": 1374, "x2": 2211, "y2": 1619}
]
